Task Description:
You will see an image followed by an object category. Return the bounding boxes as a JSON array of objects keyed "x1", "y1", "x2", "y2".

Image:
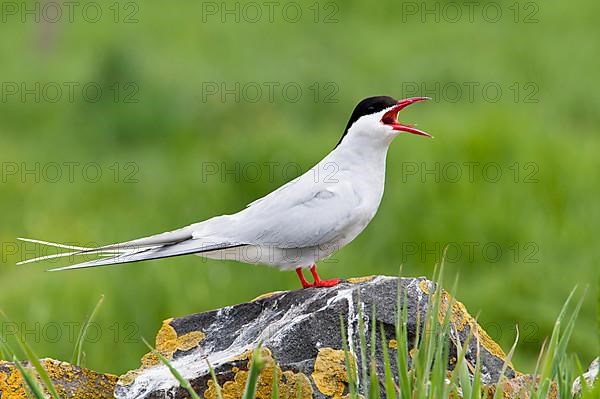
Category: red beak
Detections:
[{"x1": 381, "y1": 97, "x2": 432, "y2": 138}]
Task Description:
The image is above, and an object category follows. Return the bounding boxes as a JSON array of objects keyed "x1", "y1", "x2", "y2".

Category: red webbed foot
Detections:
[{"x1": 295, "y1": 265, "x2": 341, "y2": 289}]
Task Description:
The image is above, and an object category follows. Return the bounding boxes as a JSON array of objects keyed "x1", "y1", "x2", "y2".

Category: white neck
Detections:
[{"x1": 329, "y1": 123, "x2": 393, "y2": 172}]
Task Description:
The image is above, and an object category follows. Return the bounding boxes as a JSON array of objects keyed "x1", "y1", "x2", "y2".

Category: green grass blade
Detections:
[
  {"x1": 417, "y1": 263, "x2": 445, "y2": 398},
  {"x1": 142, "y1": 338, "x2": 201, "y2": 399},
  {"x1": 538, "y1": 320, "x2": 562, "y2": 391},
  {"x1": 16, "y1": 345, "x2": 59, "y2": 399},
  {"x1": 470, "y1": 338, "x2": 482, "y2": 399},
  {"x1": 368, "y1": 304, "x2": 378, "y2": 398},
  {"x1": 413, "y1": 299, "x2": 425, "y2": 398},
  {"x1": 71, "y1": 294, "x2": 105, "y2": 366},
  {"x1": 396, "y1": 279, "x2": 411, "y2": 398},
  {"x1": 271, "y1": 364, "x2": 279, "y2": 399},
  {"x1": 454, "y1": 337, "x2": 472, "y2": 399},
  {"x1": 207, "y1": 359, "x2": 224, "y2": 399},
  {"x1": 448, "y1": 324, "x2": 474, "y2": 396},
  {"x1": 370, "y1": 304, "x2": 377, "y2": 363},
  {"x1": 430, "y1": 276, "x2": 457, "y2": 399},
  {"x1": 340, "y1": 315, "x2": 359, "y2": 399},
  {"x1": 556, "y1": 357, "x2": 572, "y2": 399},
  {"x1": 369, "y1": 359, "x2": 380, "y2": 399},
  {"x1": 242, "y1": 345, "x2": 266, "y2": 399},
  {"x1": 556, "y1": 290, "x2": 586, "y2": 362},
  {"x1": 536, "y1": 287, "x2": 582, "y2": 398},
  {"x1": 1, "y1": 312, "x2": 61, "y2": 399},
  {"x1": 380, "y1": 323, "x2": 397, "y2": 399},
  {"x1": 0, "y1": 337, "x2": 14, "y2": 360},
  {"x1": 493, "y1": 326, "x2": 519, "y2": 399},
  {"x1": 529, "y1": 338, "x2": 546, "y2": 399},
  {"x1": 12, "y1": 355, "x2": 46, "y2": 399},
  {"x1": 554, "y1": 293, "x2": 585, "y2": 397}
]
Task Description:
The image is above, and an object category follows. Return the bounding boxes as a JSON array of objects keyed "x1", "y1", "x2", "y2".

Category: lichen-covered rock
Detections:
[
  {"x1": 0, "y1": 358, "x2": 117, "y2": 398},
  {"x1": 115, "y1": 276, "x2": 516, "y2": 399}
]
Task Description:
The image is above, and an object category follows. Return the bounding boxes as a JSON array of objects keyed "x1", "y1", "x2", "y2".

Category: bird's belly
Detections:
[
  {"x1": 198, "y1": 245, "x2": 326, "y2": 270},
  {"x1": 333, "y1": 208, "x2": 377, "y2": 249}
]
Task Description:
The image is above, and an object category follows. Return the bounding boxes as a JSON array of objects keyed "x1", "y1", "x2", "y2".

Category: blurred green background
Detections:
[{"x1": 0, "y1": 0, "x2": 598, "y2": 375}]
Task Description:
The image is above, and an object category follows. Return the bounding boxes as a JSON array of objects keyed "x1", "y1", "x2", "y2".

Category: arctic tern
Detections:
[{"x1": 18, "y1": 96, "x2": 431, "y2": 288}]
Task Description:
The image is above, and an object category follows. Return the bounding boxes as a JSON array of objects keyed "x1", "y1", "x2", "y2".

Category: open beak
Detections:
[{"x1": 381, "y1": 97, "x2": 432, "y2": 138}]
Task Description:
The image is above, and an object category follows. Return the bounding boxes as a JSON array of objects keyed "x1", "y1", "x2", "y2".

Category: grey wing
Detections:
[
  {"x1": 234, "y1": 179, "x2": 361, "y2": 248},
  {"x1": 245, "y1": 175, "x2": 301, "y2": 208}
]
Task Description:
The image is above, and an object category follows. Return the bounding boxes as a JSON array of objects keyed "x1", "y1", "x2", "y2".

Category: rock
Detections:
[
  {"x1": 0, "y1": 358, "x2": 117, "y2": 398},
  {"x1": 572, "y1": 357, "x2": 599, "y2": 395},
  {"x1": 115, "y1": 276, "x2": 517, "y2": 399}
]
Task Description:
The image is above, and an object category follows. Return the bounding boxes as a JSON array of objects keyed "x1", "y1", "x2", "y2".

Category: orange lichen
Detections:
[
  {"x1": 117, "y1": 369, "x2": 141, "y2": 387},
  {"x1": 409, "y1": 348, "x2": 418, "y2": 359},
  {"x1": 0, "y1": 358, "x2": 117, "y2": 399},
  {"x1": 178, "y1": 331, "x2": 207, "y2": 352},
  {"x1": 418, "y1": 280, "x2": 432, "y2": 295},
  {"x1": 119, "y1": 318, "x2": 206, "y2": 386},
  {"x1": 204, "y1": 347, "x2": 312, "y2": 399},
  {"x1": 155, "y1": 318, "x2": 178, "y2": 355},
  {"x1": 252, "y1": 291, "x2": 287, "y2": 301},
  {"x1": 145, "y1": 319, "x2": 205, "y2": 367},
  {"x1": 311, "y1": 348, "x2": 355, "y2": 399},
  {"x1": 280, "y1": 370, "x2": 313, "y2": 399},
  {"x1": 388, "y1": 340, "x2": 397, "y2": 350},
  {"x1": 205, "y1": 367, "x2": 248, "y2": 399},
  {"x1": 346, "y1": 276, "x2": 376, "y2": 284},
  {"x1": 0, "y1": 362, "x2": 28, "y2": 399}
]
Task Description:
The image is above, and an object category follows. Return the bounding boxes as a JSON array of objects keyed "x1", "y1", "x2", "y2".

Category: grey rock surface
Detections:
[{"x1": 115, "y1": 276, "x2": 515, "y2": 399}]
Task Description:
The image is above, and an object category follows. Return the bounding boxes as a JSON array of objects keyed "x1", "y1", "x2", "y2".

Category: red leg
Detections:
[
  {"x1": 296, "y1": 267, "x2": 313, "y2": 288},
  {"x1": 309, "y1": 264, "x2": 341, "y2": 288}
]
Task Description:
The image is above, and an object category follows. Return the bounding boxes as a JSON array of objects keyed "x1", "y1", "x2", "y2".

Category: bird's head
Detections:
[{"x1": 337, "y1": 96, "x2": 431, "y2": 147}]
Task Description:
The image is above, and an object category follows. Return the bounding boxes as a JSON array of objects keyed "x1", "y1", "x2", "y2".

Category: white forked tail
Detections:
[
  {"x1": 16, "y1": 226, "x2": 246, "y2": 272},
  {"x1": 15, "y1": 237, "x2": 158, "y2": 269},
  {"x1": 16, "y1": 237, "x2": 126, "y2": 265}
]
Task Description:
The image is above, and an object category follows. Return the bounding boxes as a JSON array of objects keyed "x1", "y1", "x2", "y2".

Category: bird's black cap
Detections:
[{"x1": 337, "y1": 96, "x2": 398, "y2": 146}]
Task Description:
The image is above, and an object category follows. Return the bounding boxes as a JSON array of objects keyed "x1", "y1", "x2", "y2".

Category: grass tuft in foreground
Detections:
[{"x1": 333, "y1": 266, "x2": 588, "y2": 399}]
